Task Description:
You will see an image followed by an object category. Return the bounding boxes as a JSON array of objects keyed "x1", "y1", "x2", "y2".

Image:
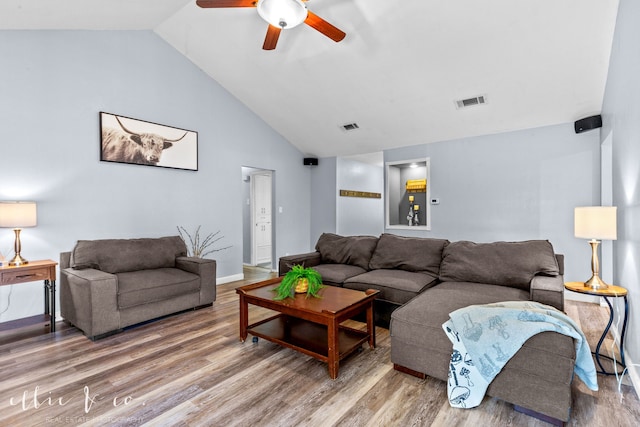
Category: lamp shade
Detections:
[
  {"x1": 0, "y1": 201, "x2": 37, "y2": 228},
  {"x1": 257, "y1": 0, "x2": 308, "y2": 29},
  {"x1": 574, "y1": 206, "x2": 617, "y2": 240}
]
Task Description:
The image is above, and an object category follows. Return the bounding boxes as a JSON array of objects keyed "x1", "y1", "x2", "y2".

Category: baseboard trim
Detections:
[
  {"x1": 609, "y1": 314, "x2": 638, "y2": 396},
  {"x1": 623, "y1": 354, "x2": 639, "y2": 396},
  {"x1": 217, "y1": 273, "x2": 244, "y2": 285}
]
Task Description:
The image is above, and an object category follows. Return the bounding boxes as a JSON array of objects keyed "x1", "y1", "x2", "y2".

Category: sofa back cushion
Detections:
[
  {"x1": 71, "y1": 236, "x2": 187, "y2": 274},
  {"x1": 315, "y1": 233, "x2": 379, "y2": 270},
  {"x1": 368, "y1": 233, "x2": 449, "y2": 276},
  {"x1": 439, "y1": 240, "x2": 559, "y2": 290}
]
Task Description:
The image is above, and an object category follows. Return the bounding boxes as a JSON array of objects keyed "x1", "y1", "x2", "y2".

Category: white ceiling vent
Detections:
[
  {"x1": 455, "y1": 95, "x2": 488, "y2": 109},
  {"x1": 340, "y1": 122, "x2": 360, "y2": 132}
]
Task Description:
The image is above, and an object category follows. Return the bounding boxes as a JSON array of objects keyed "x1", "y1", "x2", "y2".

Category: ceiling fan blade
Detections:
[
  {"x1": 196, "y1": 0, "x2": 257, "y2": 8},
  {"x1": 304, "y1": 11, "x2": 346, "y2": 42},
  {"x1": 263, "y1": 25, "x2": 281, "y2": 50}
]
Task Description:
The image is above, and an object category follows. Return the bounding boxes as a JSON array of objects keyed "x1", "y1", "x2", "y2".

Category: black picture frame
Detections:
[{"x1": 100, "y1": 112, "x2": 198, "y2": 171}]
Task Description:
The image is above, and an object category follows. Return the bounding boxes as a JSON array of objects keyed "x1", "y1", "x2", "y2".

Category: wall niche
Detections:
[{"x1": 386, "y1": 158, "x2": 431, "y2": 230}]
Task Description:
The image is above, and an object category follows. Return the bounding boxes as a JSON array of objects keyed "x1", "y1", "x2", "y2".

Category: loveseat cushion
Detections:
[
  {"x1": 368, "y1": 233, "x2": 449, "y2": 275},
  {"x1": 344, "y1": 269, "x2": 438, "y2": 304},
  {"x1": 71, "y1": 236, "x2": 187, "y2": 274},
  {"x1": 315, "y1": 233, "x2": 379, "y2": 270},
  {"x1": 116, "y1": 268, "x2": 200, "y2": 309},
  {"x1": 439, "y1": 240, "x2": 559, "y2": 290},
  {"x1": 312, "y1": 264, "x2": 366, "y2": 286}
]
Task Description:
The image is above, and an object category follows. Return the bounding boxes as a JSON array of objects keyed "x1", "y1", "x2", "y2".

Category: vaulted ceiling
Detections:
[{"x1": 0, "y1": 0, "x2": 619, "y2": 157}]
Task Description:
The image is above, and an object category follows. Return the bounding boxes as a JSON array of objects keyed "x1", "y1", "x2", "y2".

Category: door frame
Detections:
[{"x1": 250, "y1": 169, "x2": 274, "y2": 267}]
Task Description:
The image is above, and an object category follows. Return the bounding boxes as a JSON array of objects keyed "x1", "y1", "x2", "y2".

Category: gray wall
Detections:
[
  {"x1": 602, "y1": 0, "x2": 640, "y2": 387},
  {"x1": 310, "y1": 157, "x2": 337, "y2": 247},
  {"x1": 384, "y1": 123, "x2": 602, "y2": 285},
  {"x1": 0, "y1": 30, "x2": 311, "y2": 322},
  {"x1": 336, "y1": 157, "x2": 384, "y2": 236}
]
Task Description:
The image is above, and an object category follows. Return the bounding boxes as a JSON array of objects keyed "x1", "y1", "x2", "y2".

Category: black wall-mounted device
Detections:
[
  {"x1": 303, "y1": 158, "x2": 319, "y2": 166},
  {"x1": 574, "y1": 115, "x2": 602, "y2": 134}
]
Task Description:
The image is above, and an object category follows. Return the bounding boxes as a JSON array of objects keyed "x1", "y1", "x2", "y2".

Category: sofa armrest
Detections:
[
  {"x1": 176, "y1": 257, "x2": 216, "y2": 305},
  {"x1": 530, "y1": 274, "x2": 565, "y2": 312},
  {"x1": 555, "y1": 254, "x2": 564, "y2": 275},
  {"x1": 59, "y1": 252, "x2": 72, "y2": 308},
  {"x1": 61, "y1": 267, "x2": 120, "y2": 339},
  {"x1": 60, "y1": 251, "x2": 71, "y2": 270},
  {"x1": 278, "y1": 252, "x2": 322, "y2": 275}
]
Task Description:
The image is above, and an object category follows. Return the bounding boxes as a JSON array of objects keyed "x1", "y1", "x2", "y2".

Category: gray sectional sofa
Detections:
[
  {"x1": 60, "y1": 236, "x2": 216, "y2": 340},
  {"x1": 279, "y1": 233, "x2": 575, "y2": 425}
]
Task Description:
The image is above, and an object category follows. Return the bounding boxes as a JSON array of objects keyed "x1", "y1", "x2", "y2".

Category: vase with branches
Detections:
[{"x1": 177, "y1": 226, "x2": 231, "y2": 258}]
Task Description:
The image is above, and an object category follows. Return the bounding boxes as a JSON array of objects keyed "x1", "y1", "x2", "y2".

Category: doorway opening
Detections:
[{"x1": 242, "y1": 167, "x2": 274, "y2": 270}]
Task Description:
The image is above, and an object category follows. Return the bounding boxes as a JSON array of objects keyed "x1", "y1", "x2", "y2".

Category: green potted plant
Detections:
[{"x1": 273, "y1": 265, "x2": 323, "y2": 300}]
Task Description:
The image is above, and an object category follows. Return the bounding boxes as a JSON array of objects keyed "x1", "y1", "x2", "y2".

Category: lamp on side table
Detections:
[
  {"x1": 0, "y1": 201, "x2": 37, "y2": 266},
  {"x1": 574, "y1": 206, "x2": 617, "y2": 290}
]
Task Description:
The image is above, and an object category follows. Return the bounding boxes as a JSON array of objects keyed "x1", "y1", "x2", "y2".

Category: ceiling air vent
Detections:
[
  {"x1": 340, "y1": 122, "x2": 360, "y2": 132},
  {"x1": 455, "y1": 95, "x2": 488, "y2": 109}
]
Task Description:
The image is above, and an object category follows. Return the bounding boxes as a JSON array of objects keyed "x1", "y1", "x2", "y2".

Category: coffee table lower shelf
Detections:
[{"x1": 247, "y1": 314, "x2": 370, "y2": 363}]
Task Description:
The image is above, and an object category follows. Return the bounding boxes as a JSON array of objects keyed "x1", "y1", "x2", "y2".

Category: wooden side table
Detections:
[
  {"x1": 564, "y1": 281, "x2": 628, "y2": 375},
  {"x1": 0, "y1": 260, "x2": 58, "y2": 333}
]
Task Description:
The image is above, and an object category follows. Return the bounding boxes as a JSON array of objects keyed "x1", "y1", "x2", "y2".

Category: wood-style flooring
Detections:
[{"x1": 0, "y1": 267, "x2": 638, "y2": 426}]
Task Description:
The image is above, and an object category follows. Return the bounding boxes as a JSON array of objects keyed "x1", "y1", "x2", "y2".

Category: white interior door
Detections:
[{"x1": 251, "y1": 171, "x2": 272, "y2": 266}]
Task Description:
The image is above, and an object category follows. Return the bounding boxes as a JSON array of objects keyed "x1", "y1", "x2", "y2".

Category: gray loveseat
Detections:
[
  {"x1": 279, "y1": 233, "x2": 575, "y2": 425},
  {"x1": 60, "y1": 236, "x2": 216, "y2": 340}
]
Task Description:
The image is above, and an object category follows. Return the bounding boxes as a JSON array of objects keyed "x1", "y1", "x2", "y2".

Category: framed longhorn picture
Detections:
[{"x1": 100, "y1": 112, "x2": 198, "y2": 171}]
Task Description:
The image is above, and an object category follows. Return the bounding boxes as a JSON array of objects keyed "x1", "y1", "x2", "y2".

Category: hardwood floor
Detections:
[{"x1": 0, "y1": 268, "x2": 638, "y2": 426}]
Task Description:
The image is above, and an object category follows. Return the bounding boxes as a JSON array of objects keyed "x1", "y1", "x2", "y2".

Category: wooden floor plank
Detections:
[{"x1": 0, "y1": 267, "x2": 638, "y2": 426}]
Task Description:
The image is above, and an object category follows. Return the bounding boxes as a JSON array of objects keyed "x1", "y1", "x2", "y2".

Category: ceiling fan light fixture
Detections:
[{"x1": 257, "y1": 0, "x2": 308, "y2": 29}]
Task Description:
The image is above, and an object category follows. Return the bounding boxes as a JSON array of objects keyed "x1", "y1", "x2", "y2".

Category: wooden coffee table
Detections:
[{"x1": 236, "y1": 277, "x2": 379, "y2": 379}]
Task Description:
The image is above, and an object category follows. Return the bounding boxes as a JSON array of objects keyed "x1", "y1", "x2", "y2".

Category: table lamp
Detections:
[
  {"x1": 574, "y1": 206, "x2": 617, "y2": 289},
  {"x1": 0, "y1": 201, "x2": 37, "y2": 266}
]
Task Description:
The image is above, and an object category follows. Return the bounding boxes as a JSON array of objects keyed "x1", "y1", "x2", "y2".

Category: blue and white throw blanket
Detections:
[{"x1": 442, "y1": 301, "x2": 598, "y2": 409}]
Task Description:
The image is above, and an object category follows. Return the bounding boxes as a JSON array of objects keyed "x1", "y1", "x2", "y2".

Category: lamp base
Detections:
[
  {"x1": 8, "y1": 228, "x2": 29, "y2": 266},
  {"x1": 584, "y1": 274, "x2": 609, "y2": 290},
  {"x1": 8, "y1": 253, "x2": 29, "y2": 267}
]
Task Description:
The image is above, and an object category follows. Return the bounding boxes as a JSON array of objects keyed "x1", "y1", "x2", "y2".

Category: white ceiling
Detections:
[{"x1": 0, "y1": 0, "x2": 620, "y2": 158}]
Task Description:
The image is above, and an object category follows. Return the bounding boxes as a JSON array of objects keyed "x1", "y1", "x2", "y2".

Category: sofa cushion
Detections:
[
  {"x1": 312, "y1": 264, "x2": 366, "y2": 286},
  {"x1": 344, "y1": 269, "x2": 438, "y2": 304},
  {"x1": 439, "y1": 240, "x2": 559, "y2": 290},
  {"x1": 315, "y1": 233, "x2": 379, "y2": 270},
  {"x1": 71, "y1": 236, "x2": 187, "y2": 274},
  {"x1": 368, "y1": 233, "x2": 449, "y2": 275},
  {"x1": 117, "y1": 268, "x2": 200, "y2": 309}
]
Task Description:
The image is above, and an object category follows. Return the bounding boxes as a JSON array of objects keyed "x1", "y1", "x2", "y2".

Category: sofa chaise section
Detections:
[
  {"x1": 390, "y1": 240, "x2": 573, "y2": 424},
  {"x1": 60, "y1": 236, "x2": 216, "y2": 340}
]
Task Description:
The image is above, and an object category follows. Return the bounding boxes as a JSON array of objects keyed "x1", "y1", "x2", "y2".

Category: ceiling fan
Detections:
[{"x1": 196, "y1": 0, "x2": 346, "y2": 50}]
